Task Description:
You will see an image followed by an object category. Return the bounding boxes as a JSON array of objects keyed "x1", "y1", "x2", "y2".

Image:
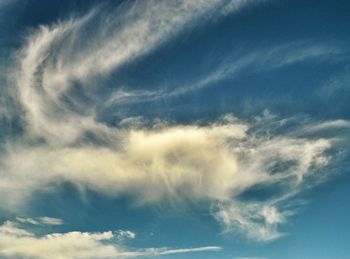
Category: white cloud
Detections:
[
  {"x1": 103, "y1": 41, "x2": 347, "y2": 107},
  {"x1": 39, "y1": 217, "x2": 63, "y2": 226},
  {"x1": 1, "y1": 0, "x2": 348, "y2": 243},
  {"x1": 12, "y1": 0, "x2": 253, "y2": 145},
  {"x1": 15, "y1": 217, "x2": 40, "y2": 226},
  {"x1": 162, "y1": 42, "x2": 347, "y2": 99},
  {"x1": 14, "y1": 217, "x2": 63, "y2": 227},
  {"x1": 215, "y1": 202, "x2": 285, "y2": 241},
  {"x1": 1, "y1": 121, "x2": 249, "y2": 204},
  {"x1": 115, "y1": 230, "x2": 136, "y2": 240},
  {"x1": 0, "y1": 115, "x2": 344, "y2": 241},
  {"x1": 138, "y1": 246, "x2": 222, "y2": 256},
  {"x1": 0, "y1": 221, "x2": 221, "y2": 259},
  {"x1": 302, "y1": 120, "x2": 350, "y2": 133},
  {"x1": 0, "y1": 222, "x2": 119, "y2": 259}
]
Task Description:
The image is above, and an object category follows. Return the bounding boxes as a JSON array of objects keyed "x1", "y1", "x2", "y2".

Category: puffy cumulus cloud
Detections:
[{"x1": 0, "y1": 220, "x2": 221, "y2": 259}]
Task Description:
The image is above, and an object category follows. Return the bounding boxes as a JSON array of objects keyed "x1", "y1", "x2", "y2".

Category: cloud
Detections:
[
  {"x1": 15, "y1": 217, "x2": 40, "y2": 226},
  {"x1": 302, "y1": 119, "x2": 350, "y2": 133},
  {"x1": 115, "y1": 230, "x2": 136, "y2": 240},
  {"x1": 38, "y1": 217, "x2": 63, "y2": 226},
  {"x1": 15, "y1": 217, "x2": 63, "y2": 226},
  {"x1": 162, "y1": 41, "x2": 348, "y2": 99},
  {"x1": 10, "y1": 0, "x2": 343, "y2": 146},
  {"x1": 138, "y1": 246, "x2": 222, "y2": 256},
  {"x1": 0, "y1": 220, "x2": 221, "y2": 259},
  {"x1": 103, "y1": 40, "x2": 348, "y2": 107},
  {"x1": 10, "y1": 0, "x2": 254, "y2": 145},
  {"x1": 0, "y1": 113, "x2": 345, "y2": 241},
  {"x1": 215, "y1": 202, "x2": 285, "y2": 241},
  {"x1": 1, "y1": 119, "x2": 249, "y2": 204},
  {"x1": 1, "y1": 0, "x2": 349, "y2": 244}
]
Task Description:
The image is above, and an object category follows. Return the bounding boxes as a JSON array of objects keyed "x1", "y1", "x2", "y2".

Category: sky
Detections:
[{"x1": 0, "y1": 0, "x2": 350, "y2": 258}]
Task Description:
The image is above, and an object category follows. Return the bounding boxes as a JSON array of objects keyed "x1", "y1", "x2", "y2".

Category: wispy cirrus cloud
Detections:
[{"x1": 104, "y1": 40, "x2": 348, "y2": 108}]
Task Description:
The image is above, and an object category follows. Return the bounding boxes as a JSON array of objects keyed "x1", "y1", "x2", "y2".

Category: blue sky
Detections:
[{"x1": 0, "y1": 0, "x2": 350, "y2": 258}]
